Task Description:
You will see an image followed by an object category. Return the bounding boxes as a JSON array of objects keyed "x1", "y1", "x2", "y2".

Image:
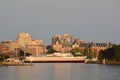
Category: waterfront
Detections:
[{"x1": 0, "y1": 63, "x2": 120, "y2": 80}]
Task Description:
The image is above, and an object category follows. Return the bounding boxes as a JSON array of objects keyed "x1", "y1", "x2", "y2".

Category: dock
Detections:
[{"x1": 0, "y1": 62, "x2": 33, "y2": 66}]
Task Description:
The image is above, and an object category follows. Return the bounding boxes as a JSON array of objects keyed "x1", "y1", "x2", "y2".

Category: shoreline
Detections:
[
  {"x1": 0, "y1": 62, "x2": 33, "y2": 66},
  {"x1": 85, "y1": 60, "x2": 120, "y2": 65},
  {"x1": 104, "y1": 60, "x2": 120, "y2": 65}
]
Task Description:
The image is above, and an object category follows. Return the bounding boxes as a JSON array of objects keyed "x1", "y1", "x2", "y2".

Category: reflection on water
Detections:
[
  {"x1": 71, "y1": 64, "x2": 100, "y2": 80},
  {"x1": 0, "y1": 63, "x2": 120, "y2": 80},
  {"x1": 53, "y1": 63, "x2": 71, "y2": 80}
]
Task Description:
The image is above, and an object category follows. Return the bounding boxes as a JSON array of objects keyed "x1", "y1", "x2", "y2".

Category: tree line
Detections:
[{"x1": 98, "y1": 44, "x2": 120, "y2": 61}]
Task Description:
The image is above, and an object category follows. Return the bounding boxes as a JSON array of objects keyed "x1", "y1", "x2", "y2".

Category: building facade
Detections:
[
  {"x1": 16, "y1": 32, "x2": 45, "y2": 55},
  {"x1": 72, "y1": 39, "x2": 112, "y2": 57},
  {"x1": 52, "y1": 34, "x2": 73, "y2": 53},
  {"x1": 0, "y1": 33, "x2": 45, "y2": 57},
  {"x1": 0, "y1": 45, "x2": 10, "y2": 54}
]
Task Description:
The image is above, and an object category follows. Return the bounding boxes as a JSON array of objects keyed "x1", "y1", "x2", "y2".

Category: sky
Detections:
[{"x1": 0, "y1": 0, "x2": 120, "y2": 45}]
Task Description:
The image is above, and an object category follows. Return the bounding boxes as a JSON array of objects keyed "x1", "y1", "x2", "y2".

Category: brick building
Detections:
[{"x1": 72, "y1": 39, "x2": 112, "y2": 57}]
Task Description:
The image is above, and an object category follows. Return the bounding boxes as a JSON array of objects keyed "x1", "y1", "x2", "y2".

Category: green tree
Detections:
[
  {"x1": 70, "y1": 47, "x2": 83, "y2": 56},
  {"x1": 19, "y1": 49, "x2": 24, "y2": 56},
  {"x1": 0, "y1": 54, "x2": 9, "y2": 61},
  {"x1": 19, "y1": 49, "x2": 25, "y2": 60},
  {"x1": 88, "y1": 48, "x2": 97, "y2": 59},
  {"x1": 46, "y1": 48, "x2": 57, "y2": 54},
  {"x1": 98, "y1": 44, "x2": 120, "y2": 61},
  {"x1": 113, "y1": 45, "x2": 120, "y2": 61},
  {"x1": 98, "y1": 50, "x2": 104, "y2": 61}
]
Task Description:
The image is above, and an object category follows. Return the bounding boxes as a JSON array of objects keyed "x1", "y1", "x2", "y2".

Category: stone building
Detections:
[
  {"x1": 16, "y1": 32, "x2": 45, "y2": 55},
  {"x1": 52, "y1": 34, "x2": 73, "y2": 53},
  {"x1": 72, "y1": 38, "x2": 86, "y2": 48},
  {"x1": 1, "y1": 33, "x2": 45, "y2": 57},
  {"x1": 16, "y1": 32, "x2": 32, "y2": 48}
]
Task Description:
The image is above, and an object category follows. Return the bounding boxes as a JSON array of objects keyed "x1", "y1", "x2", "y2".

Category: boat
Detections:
[{"x1": 24, "y1": 56, "x2": 87, "y2": 63}]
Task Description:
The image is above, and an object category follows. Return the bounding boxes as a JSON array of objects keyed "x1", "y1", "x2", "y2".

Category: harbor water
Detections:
[{"x1": 0, "y1": 63, "x2": 120, "y2": 80}]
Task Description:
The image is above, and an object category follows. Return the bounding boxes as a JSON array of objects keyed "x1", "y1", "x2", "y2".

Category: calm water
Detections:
[{"x1": 0, "y1": 63, "x2": 120, "y2": 80}]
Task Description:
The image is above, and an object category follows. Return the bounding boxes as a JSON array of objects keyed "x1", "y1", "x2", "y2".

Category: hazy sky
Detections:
[{"x1": 0, "y1": 0, "x2": 120, "y2": 45}]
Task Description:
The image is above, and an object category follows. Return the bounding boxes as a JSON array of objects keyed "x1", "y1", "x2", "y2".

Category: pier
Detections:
[{"x1": 0, "y1": 61, "x2": 33, "y2": 66}]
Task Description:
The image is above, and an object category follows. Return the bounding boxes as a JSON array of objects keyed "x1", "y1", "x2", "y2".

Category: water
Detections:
[{"x1": 0, "y1": 63, "x2": 120, "y2": 80}]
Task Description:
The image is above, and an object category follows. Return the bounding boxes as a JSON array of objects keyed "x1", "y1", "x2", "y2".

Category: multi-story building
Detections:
[
  {"x1": 63, "y1": 34, "x2": 73, "y2": 47},
  {"x1": 87, "y1": 42, "x2": 112, "y2": 56},
  {"x1": 0, "y1": 45, "x2": 10, "y2": 54},
  {"x1": 1, "y1": 40, "x2": 19, "y2": 57},
  {"x1": 16, "y1": 32, "x2": 32, "y2": 48},
  {"x1": 16, "y1": 32, "x2": 45, "y2": 55},
  {"x1": 1, "y1": 40, "x2": 19, "y2": 52},
  {"x1": 72, "y1": 40, "x2": 112, "y2": 57},
  {"x1": 1, "y1": 33, "x2": 45, "y2": 57},
  {"x1": 0, "y1": 32, "x2": 113, "y2": 57},
  {"x1": 52, "y1": 34, "x2": 73, "y2": 53},
  {"x1": 72, "y1": 38, "x2": 86, "y2": 48}
]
